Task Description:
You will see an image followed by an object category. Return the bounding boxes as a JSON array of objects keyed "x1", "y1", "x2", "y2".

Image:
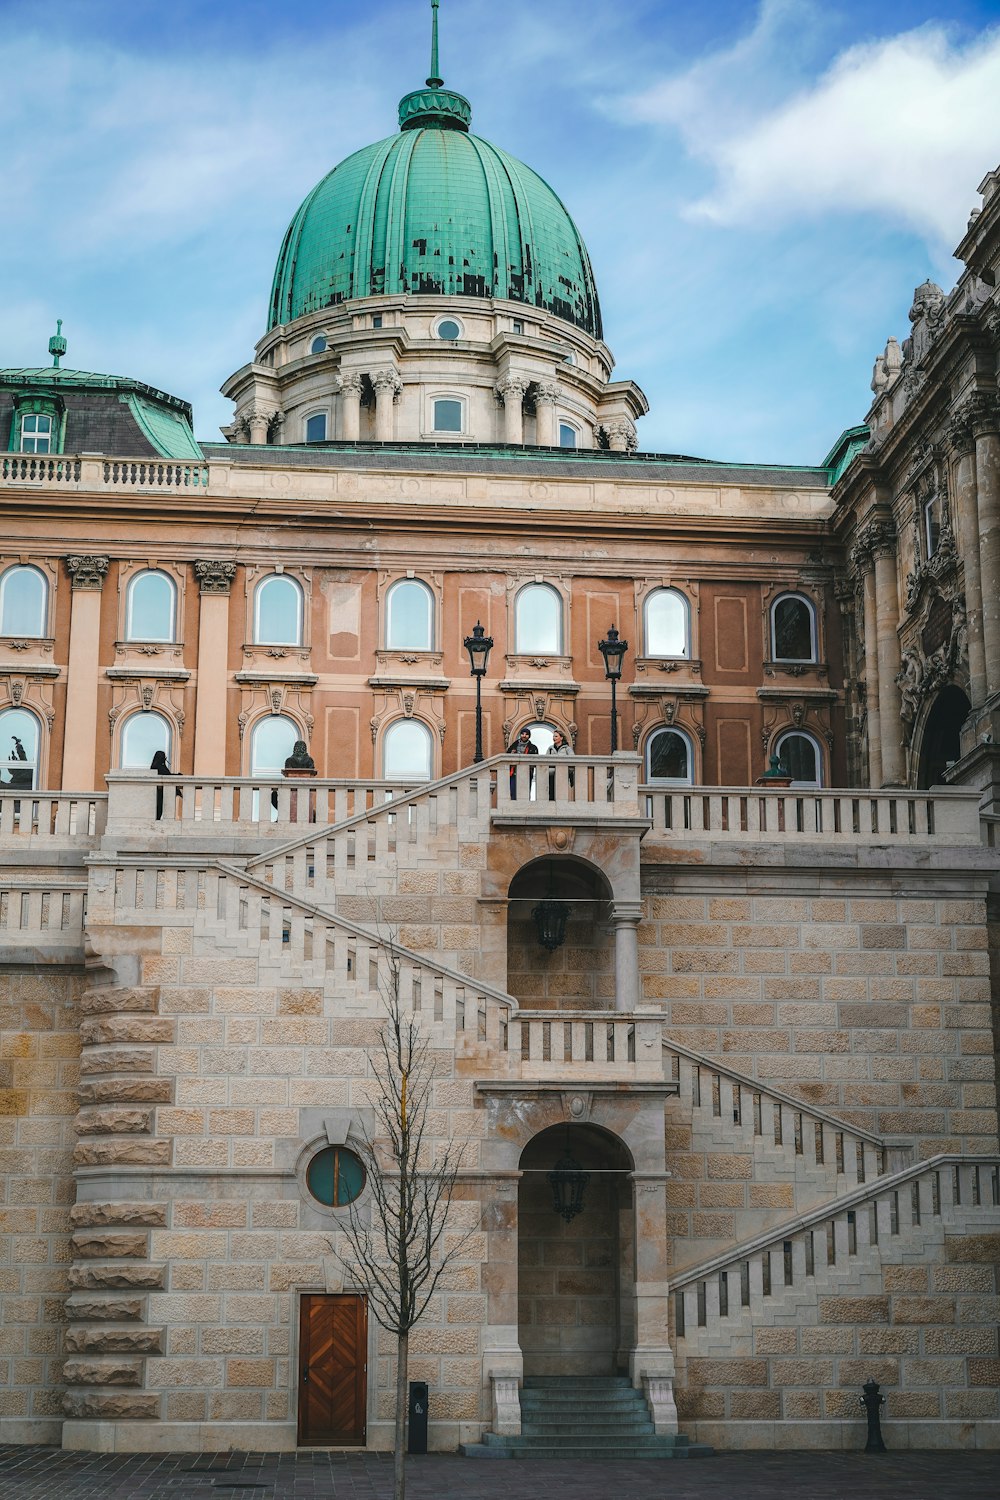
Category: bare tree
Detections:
[{"x1": 336, "y1": 949, "x2": 472, "y2": 1500}]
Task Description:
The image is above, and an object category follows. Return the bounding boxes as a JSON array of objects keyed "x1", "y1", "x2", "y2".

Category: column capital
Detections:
[
  {"x1": 370, "y1": 368, "x2": 403, "y2": 402},
  {"x1": 495, "y1": 374, "x2": 530, "y2": 405},
  {"x1": 946, "y1": 402, "x2": 977, "y2": 456},
  {"x1": 858, "y1": 516, "x2": 897, "y2": 560},
  {"x1": 340, "y1": 373, "x2": 364, "y2": 398},
  {"x1": 604, "y1": 418, "x2": 638, "y2": 454},
  {"x1": 194, "y1": 560, "x2": 237, "y2": 595},
  {"x1": 64, "y1": 555, "x2": 110, "y2": 591},
  {"x1": 610, "y1": 902, "x2": 644, "y2": 925},
  {"x1": 534, "y1": 381, "x2": 559, "y2": 407},
  {"x1": 967, "y1": 390, "x2": 1000, "y2": 439}
]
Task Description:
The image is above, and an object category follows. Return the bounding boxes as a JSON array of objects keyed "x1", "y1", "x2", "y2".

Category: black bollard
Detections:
[{"x1": 859, "y1": 1377, "x2": 886, "y2": 1453}]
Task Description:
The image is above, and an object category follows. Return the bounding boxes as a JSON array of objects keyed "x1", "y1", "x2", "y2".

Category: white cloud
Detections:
[{"x1": 618, "y1": 7, "x2": 1000, "y2": 246}]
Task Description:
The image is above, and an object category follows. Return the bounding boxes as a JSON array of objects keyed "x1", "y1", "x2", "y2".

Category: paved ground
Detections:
[{"x1": 1, "y1": 1448, "x2": 999, "y2": 1500}]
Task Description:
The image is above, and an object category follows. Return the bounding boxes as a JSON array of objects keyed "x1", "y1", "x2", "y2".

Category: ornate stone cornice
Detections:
[
  {"x1": 65, "y1": 555, "x2": 110, "y2": 591},
  {"x1": 194, "y1": 560, "x2": 237, "y2": 595}
]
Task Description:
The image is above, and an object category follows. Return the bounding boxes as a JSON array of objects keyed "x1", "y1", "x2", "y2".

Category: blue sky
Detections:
[{"x1": 3, "y1": 0, "x2": 1000, "y2": 464}]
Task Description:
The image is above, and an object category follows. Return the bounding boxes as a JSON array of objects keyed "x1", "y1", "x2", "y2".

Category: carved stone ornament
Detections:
[
  {"x1": 371, "y1": 369, "x2": 403, "y2": 402},
  {"x1": 495, "y1": 374, "x2": 530, "y2": 405},
  {"x1": 65, "y1": 555, "x2": 110, "y2": 591},
  {"x1": 341, "y1": 373, "x2": 365, "y2": 399},
  {"x1": 966, "y1": 390, "x2": 1000, "y2": 439},
  {"x1": 194, "y1": 559, "x2": 237, "y2": 595},
  {"x1": 534, "y1": 381, "x2": 559, "y2": 406},
  {"x1": 858, "y1": 518, "x2": 896, "y2": 559},
  {"x1": 895, "y1": 595, "x2": 968, "y2": 745},
  {"x1": 904, "y1": 520, "x2": 957, "y2": 613}
]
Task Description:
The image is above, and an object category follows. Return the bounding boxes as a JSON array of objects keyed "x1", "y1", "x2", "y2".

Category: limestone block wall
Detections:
[
  {"x1": 641, "y1": 884, "x2": 998, "y2": 1154},
  {"x1": 507, "y1": 911, "x2": 615, "y2": 1011},
  {"x1": 0, "y1": 967, "x2": 84, "y2": 1443}
]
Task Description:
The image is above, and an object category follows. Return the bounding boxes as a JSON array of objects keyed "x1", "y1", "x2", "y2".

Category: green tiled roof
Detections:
[
  {"x1": 268, "y1": 93, "x2": 601, "y2": 337},
  {"x1": 126, "y1": 393, "x2": 202, "y2": 460}
]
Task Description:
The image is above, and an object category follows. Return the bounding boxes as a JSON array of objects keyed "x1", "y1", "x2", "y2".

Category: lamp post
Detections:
[
  {"x1": 598, "y1": 624, "x2": 628, "y2": 753},
  {"x1": 463, "y1": 620, "x2": 493, "y2": 763}
]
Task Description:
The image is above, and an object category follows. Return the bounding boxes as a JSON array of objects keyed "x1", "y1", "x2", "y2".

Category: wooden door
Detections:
[{"x1": 298, "y1": 1293, "x2": 367, "y2": 1446}]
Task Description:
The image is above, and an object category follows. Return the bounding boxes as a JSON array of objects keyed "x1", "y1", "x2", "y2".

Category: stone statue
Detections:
[{"x1": 284, "y1": 740, "x2": 316, "y2": 772}]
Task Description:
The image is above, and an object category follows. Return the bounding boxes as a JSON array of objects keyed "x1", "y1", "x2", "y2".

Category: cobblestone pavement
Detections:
[{"x1": 1, "y1": 1448, "x2": 999, "y2": 1500}]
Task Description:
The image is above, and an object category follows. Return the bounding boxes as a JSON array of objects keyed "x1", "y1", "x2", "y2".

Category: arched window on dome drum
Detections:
[
  {"x1": 126, "y1": 571, "x2": 176, "y2": 643},
  {"x1": 0, "y1": 565, "x2": 48, "y2": 638},
  {"x1": 250, "y1": 715, "x2": 299, "y2": 777},
  {"x1": 771, "y1": 593, "x2": 816, "y2": 663},
  {"x1": 514, "y1": 584, "x2": 562, "y2": 655},
  {"x1": 120, "y1": 711, "x2": 171, "y2": 769},
  {"x1": 645, "y1": 727, "x2": 694, "y2": 785},
  {"x1": 0, "y1": 707, "x2": 41, "y2": 790},
  {"x1": 305, "y1": 412, "x2": 327, "y2": 443},
  {"x1": 433, "y1": 399, "x2": 463, "y2": 433},
  {"x1": 775, "y1": 730, "x2": 822, "y2": 788},
  {"x1": 559, "y1": 423, "x2": 577, "y2": 449},
  {"x1": 644, "y1": 588, "x2": 689, "y2": 658},
  {"x1": 383, "y1": 720, "x2": 432, "y2": 781},
  {"x1": 310, "y1": 336, "x2": 327, "y2": 355},
  {"x1": 386, "y1": 580, "x2": 434, "y2": 651},
  {"x1": 254, "y1": 575, "x2": 303, "y2": 646}
]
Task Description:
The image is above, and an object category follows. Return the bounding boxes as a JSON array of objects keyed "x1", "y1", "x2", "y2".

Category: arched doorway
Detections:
[
  {"x1": 918, "y1": 685, "x2": 970, "y2": 787},
  {"x1": 507, "y1": 858, "x2": 613, "y2": 1011},
  {"x1": 518, "y1": 1123, "x2": 634, "y2": 1377}
]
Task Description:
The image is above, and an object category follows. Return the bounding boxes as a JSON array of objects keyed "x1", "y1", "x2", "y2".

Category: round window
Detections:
[
  {"x1": 310, "y1": 335, "x2": 327, "y2": 354},
  {"x1": 437, "y1": 319, "x2": 461, "y2": 340},
  {"x1": 306, "y1": 1146, "x2": 366, "y2": 1207}
]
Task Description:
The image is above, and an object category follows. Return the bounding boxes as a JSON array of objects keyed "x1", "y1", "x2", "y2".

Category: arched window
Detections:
[
  {"x1": 559, "y1": 422, "x2": 578, "y2": 449},
  {"x1": 310, "y1": 336, "x2": 327, "y2": 355},
  {"x1": 250, "y1": 715, "x2": 300, "y2": 776},
  {"x1": 126, "y1": 571, "x2": 176, "y2": 643},
  {"x1": 120, "y1": 711, "x2": 172, "y2": 769},
  {"x1": 386, "y1": 579, "x2": 434, "y2": 651},
  {"x1": 304, "y1": 412, "x2": 327, "y2": 443},
  {"x1": 771, "y1": 593, "x2": 816, "y2": 663},
  {"x1": 514, "y1": 583, "x2": 562, "y2": 654},
  {"x1": 0, "y1": 566, "x2": 48, "y2": 638},
  {"x1": 0, "y1": 707, "x2": 41, "y2": 789},
  {"x1": 775, "y1": 731, "x2": 822, "y2": 787},
  {"x1": 20, "y1": 413, "x2": 53, "y2": 454},
  {"x1": 645, "y1": 727, "x2": 694, "y2": 785},
  {"x1": 382, "y1": 720, "x2": 432, "y2": 780},
  {"x1": 433, "y1": 398, "x2": 463, "y2": 433},
  {"x1": 644, "y1": 588, "x2": 689, "y2": 658},
  {"x1": 514, "y1": 722, "x2": 556, "y2": 755},
  {"x1": 254, "y1": 575, "x2": 303, "y2": 646}
]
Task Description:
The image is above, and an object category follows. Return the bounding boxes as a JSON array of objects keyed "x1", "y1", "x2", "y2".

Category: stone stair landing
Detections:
[{"x1": 460, "y1": 1376, "x2": 713, "y2": 1460}]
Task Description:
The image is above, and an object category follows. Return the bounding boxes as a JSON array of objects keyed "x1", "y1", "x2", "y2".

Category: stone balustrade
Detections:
[
  {"x1": 0, "y1": 792, "x2": 107, "y2": 843},
  {"x1": 643, "y1": 785, "x2": 983, "y2": 844},
  {"x1": 508, "y1": 1009, "x2": 666, "y2": 1081},
  {"x1": 494, "y1": 755, "x2": 644, "y2": 820},
  {"x1": 0, "y1": 454, "x2": 207, "y2": 490},
  {"x1": 0, "y1": 879, "x2": 87, "y2": 954},
  {"x1": 672, "y1": 1153, "x2": 1000, "y2": 1343}
]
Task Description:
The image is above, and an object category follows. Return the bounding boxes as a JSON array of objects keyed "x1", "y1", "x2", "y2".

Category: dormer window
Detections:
[{"x1": 20, "y1": 414, "x2": 52, "y2": 454}]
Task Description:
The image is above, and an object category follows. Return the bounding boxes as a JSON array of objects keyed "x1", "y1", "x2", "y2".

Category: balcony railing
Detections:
[
  {"x1": 0, "y1": 793, "x2": 107, "y2": 843},
  {"x1": 642, "y1": 784, "x2": 983, "y2": 844}
]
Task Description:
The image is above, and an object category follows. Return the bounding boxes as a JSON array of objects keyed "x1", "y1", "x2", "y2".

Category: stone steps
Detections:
[{"x1": 460, "y1": 1376, "x2": 714, "y2": 1460}]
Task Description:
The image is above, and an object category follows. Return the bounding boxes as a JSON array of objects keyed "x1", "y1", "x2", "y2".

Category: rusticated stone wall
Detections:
[{"x1": 0, "y1": 966, "x2": 84, "y2": 1443}]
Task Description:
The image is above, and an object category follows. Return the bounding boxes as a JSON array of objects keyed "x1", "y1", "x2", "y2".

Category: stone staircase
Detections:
[{"x1": 461, "y1": 1376, "x2": 713, "y2": 1460}]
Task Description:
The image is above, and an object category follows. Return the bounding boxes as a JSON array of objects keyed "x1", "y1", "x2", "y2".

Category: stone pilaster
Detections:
[
  {"x1": 850, "y1": 542, "x2": 882, "y2": 787},
  {"x1": 859, "y1": 516, "x2": 904, "y2": 783},
  {"x1": 63, "y1": 556, "x2": 110, "y2": 790},
  {"x1": 947, "y1": 404, "x2": 986, "y2": 706},
  {"x1": 193, "y1": 561, "x2": 236, "y2": 775},
  {"x1": 969, "y1": 393, "x2": 1000, "y2": 698}
]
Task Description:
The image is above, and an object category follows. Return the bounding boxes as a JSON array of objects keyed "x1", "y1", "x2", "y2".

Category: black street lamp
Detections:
[
  {"x1": 597, "y1": 624, "x2": 628, "y2": 753},
  {"x1": 463, "y1": 620, "x2": 493, "y2": 763}
]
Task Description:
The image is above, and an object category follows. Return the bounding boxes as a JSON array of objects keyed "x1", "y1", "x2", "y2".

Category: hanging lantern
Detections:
[
  {"x1": 532, "y1": 897, "x2": 569, "y2": 952},
  {"x1": 548, "y1": 1146, "x2": 589, "y2": 1222}
]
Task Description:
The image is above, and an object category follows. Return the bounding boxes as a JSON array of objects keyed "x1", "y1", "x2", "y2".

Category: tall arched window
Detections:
[
  {"x1": 775, "y1": 730, "x2": 822, "y2": 787},
  {"x1": 645, "y1": 727, "x2": 694, "y2": 785},
  {"x1": 382, "y1": 720, "x2": 432, "y2": 780},
  {"x1": 771, "y1": 593, "x2": 817, "y2": 663},
  {"x1": 386, "y1": 580, "x2": 434, "y2": 651},
  {"x1": 120, "y1": 711, "x2": 172, "y2": 769},
  {"x1": 0, "y1": 707, "x2": 41, "y2": 789},
  {"x1": 0, "y1": 566, "x2": 48, "y2": 638},
  {"x1": 126, "y1": 571, "x2": 176, "y2": 643},
  {"x1": 644, "y1": 588, "x2": 689, "y2": 658},
  {"x1": 514, "y1": 584, "x2": 562, "y2": 654},
  {"x1": 254, "y1": 575, "x2": 303, "y2": 646},
  {"x1": 250, "y1": 715, "x2": 300, "y2": 776}
]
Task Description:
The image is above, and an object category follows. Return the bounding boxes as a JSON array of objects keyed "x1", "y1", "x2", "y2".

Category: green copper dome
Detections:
[{"x1": 267, "y1": 90, "x2": 602, "y2": 338}]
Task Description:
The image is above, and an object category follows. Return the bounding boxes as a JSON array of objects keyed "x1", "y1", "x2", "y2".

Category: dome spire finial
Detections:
[
  {"x1": 48, "y1": 318, "x2": 67, "y2": 369},
  {"x1": 427, "y1": 0, "x2": 443, "y2": 89}
]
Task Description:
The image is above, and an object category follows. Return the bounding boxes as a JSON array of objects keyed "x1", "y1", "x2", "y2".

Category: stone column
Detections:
[
  {"x1": 971, "y1": 394, "x2": 1000, "y2": 699},
  {"x1": 248, "y1": 406, "x2": 272, "y2": 445},
  {"x1": 948, "y1": 405, "x2": 986, "y2": 705},
  {"x1": 610, "y1": 902, "x2": 642, "y2": 1013},
  {"x1": 339, "y1": 374, "x2": 363, "y2": 441},
  {"x1": 864, "y1": 517, "x2": 905, "y2": 783},
  {"x1": 62, "y1": 556, "x2": 109, "y2": 791},
  {"x1": 192, "y1": 561, "x2": 236, "y2": 776},
  {"x1": 495, "y1": 375, "x2": 529, "y2": 445},
  {"x1": 534, "y1": 382, "x2": 558, "y2": 446},
  {"x1": 604, "y1": 418, "x2": 637, "y2": 454},
  {"x1": 852, "y1": 544, "x2": 881, "y2": 788},
  {"x1": 629, "y1": 1173, "x2": 677, "y2": 1435},
  {"x1": 371, "y1": 369, "x2": 402, "y2": 443}
]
